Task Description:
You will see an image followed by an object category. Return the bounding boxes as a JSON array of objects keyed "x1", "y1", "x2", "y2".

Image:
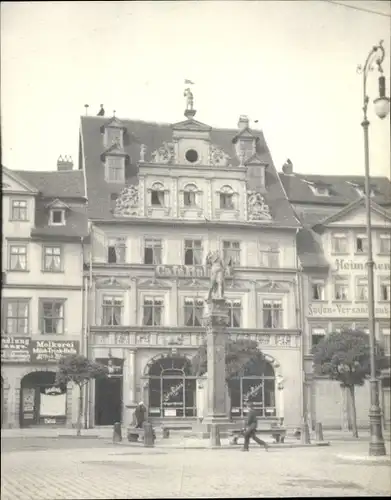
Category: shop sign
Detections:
[
  {"x1": 308, "y1": 303, "x2": 390, "y2": 318},
  {"x1": 30, "y1": 340, "x2": 79, "y2": 363},
  {"x1": 155, "y1": 264, "x2": 233, "y2": 278},
  {"x1": 1, "y1": 336, "x2": 31, "y2": 363},
  {"x1": 335, "y1": 259, "x2": 390, "y2": 272}
]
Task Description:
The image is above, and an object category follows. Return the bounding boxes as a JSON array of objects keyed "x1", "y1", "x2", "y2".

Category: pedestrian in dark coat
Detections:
[
  {"x1": 134, "y1": 402, "x2": 146, "y2": 429},
  {"x1": 242, "y1": 402, "x2": 269, "y2": 452}
]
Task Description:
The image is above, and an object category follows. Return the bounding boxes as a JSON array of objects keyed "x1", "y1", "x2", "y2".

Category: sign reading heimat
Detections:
[{"x1": 308, "y1": 303, "x2": 390, "y2": 318}]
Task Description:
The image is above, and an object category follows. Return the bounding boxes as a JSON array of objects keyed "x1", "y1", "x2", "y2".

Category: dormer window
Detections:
[
  {"x1": 350, "y1": 183, "x2": 376, "y2": 197},
  {"x1": 310, "y1": 185, "x2": 330, "y2": 196},
  {"x1": 50, "y1": 209, "x2": 65, "y2": 226},
  {"x1": 105, "y1": 157, "x2": 125, "y2": 183}
]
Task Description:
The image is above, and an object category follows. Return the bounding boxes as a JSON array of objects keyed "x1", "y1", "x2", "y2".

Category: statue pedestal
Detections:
[{"x1": 192, "y1": 299, "x2": 234, "y2": 444}]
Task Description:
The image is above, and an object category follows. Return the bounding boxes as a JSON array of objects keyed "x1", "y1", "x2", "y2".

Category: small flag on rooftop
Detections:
[{"x1": 184, "y1": 79, "x2": 195, "y2": 85}]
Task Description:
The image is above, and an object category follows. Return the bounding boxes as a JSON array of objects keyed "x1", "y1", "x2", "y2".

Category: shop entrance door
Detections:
[{"x1": 95, "y1": 376, "x2": 122, "y2": 426}]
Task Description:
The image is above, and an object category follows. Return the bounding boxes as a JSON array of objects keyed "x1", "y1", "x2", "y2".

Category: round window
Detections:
[{"x1": 185, "y1": 149, "x2": 198, "y2": 163}]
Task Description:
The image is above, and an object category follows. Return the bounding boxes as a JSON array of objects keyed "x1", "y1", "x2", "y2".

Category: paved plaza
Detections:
[{"x1": 1, "y1": 435, "x2": 390, "y2": 499}]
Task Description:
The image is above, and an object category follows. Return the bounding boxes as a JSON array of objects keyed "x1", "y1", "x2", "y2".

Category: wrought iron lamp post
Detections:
[{"x1": 358, "y1": 40, "x2": 390, "y2": 457}]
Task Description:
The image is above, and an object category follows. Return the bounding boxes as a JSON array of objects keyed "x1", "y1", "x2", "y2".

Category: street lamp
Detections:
[{"x1": 358, "y1": 40, "x2": 390, "y2": 457}]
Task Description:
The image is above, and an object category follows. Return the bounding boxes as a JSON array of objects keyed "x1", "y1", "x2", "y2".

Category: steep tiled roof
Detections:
[
  {"x1": 80, "y1": 115, "x2": 299, "y2": 227},
  {"x1": 279, "y1": 172, "x2": 391, "y2": 206},
  {"x1": 297, "y1": 228, "x2": 329, "y2": 271},
  {"x1": 31, "y1": 202, "x2": 89, "y2": 240},
  {"x1": 15, "y1": 170, "x2": 86, "y2": 199}
]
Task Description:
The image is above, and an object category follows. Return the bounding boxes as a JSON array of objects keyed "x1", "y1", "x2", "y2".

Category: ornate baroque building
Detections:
[
  {"x1": 1, "y1": 160, "x2": 88, "y2": 428},
  {"x1": 80, "y1": 102, "x2": 303, "y2": 428},
  {"x1": 279, "y1": 163, "x2": 391, "y2": 431}
]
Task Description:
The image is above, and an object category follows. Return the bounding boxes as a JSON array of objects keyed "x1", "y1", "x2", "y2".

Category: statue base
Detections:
[{"x1": 184, "y1": 109, "x2": 197, "y2": 119}]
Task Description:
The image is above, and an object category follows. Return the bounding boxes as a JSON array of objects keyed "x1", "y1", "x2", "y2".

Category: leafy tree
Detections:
[
  {"x1": 312, "y1": 329, "x2": 386, "y2": 438},
  {"x1": 56, "y1": 354, "x2": 108, "y2": 436},
  {"x1": 191, "y1": 338, "x2": 266, "y2": 379}
]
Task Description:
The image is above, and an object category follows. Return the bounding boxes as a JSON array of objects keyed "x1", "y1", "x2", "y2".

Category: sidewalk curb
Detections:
[{"x1": 107, "y1": 440, "x2": 331, "y2": 450}]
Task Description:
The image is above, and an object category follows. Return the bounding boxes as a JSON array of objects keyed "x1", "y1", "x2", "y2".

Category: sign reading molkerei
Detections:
[{"x1": 1, "y1": 338, "x2": 80, "y2": 363}]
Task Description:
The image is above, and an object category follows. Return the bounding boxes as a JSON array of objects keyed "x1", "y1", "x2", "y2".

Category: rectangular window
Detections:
[
  {"x1": 220, "y1": 193, "x2": 234, "y2": 209},
  {"x1": 2, "y1": 299, "x2": 29, "y2": 334},
  {"x1": 9, "y1": 244, "x2": 28, "y2": 271},
  {"x1": 223, "y1": 241, "x2": 241, "y2": 266},
  {"x1": 144, "y1": 239, "x2": 162, "y2": 265},
  {"x1": 311, "y1": 280, "x2": 325, "y2": 301},
  {"x1": 260, "y1": 245, "x2": 280, "y2": 268},
  {"x1": 184, "y1": 239, "x2": 202, "y2": 265},
  {"x1": 356, "y1": 277, "x2": 368, "y2": 301},
  {"x1": 355, "y1": 234, "x2": 368, "y2": 253},
  {"x1": 43, "y1": 246, "x2": 62, "y2": 272},
  {"x1": 331, "y1": 233, "x2": 348, "y2": 254},
  {"x1": 40, "y1": 299, "x2": 65, "y2": 334},
  {"x1": 262, "y1": 299, "x2": 283, "y2": 329},
  {"x1": 379, "y1": 234, "x2": 391, "y2": 254},
  {"x1": 143, "y1": 297, "x2": 164, "y2": 326},
  {"x1": 107, "y1": 238, "x2": 126, "y2": 264},
  {"x1": 151, "y1": 190, "x2": 165, "y2": 206},
  {"x1": 50, "y1": 209, "x2": 65, "y2": 225},
  {"x1": 227, "y1": 299, "x2": 241, "y2": 328},
  {"x1": 11, "y1": 200, "x2": 28, "y2": 221},
  {"x1": 381, "y1": 327, "x2": 390, "y2": 356},
  {"x1": 106, "y1": 128, "x2": 122, "y2": 147},
  {"x1": 334, "y1": 277, "x2": 349, "y2": 300},
  {"x1": 106, "y1": 157, "x2": 124, "y2": 182},
  {"x1": 184, "y1": 297, "x2": 204, "y2": 327},
  {"x1": 380, "y1": 279, "x2": 390, "y2": 302},
  {"x1": 311, "y1": 327, "x2": 326, "y2": 347},
  {"x1": 184, "y1": 191, "x2": 196, "y2": 207},
  {"x1": 101, "y1": 295, "x2": 123, "y2": 326}
]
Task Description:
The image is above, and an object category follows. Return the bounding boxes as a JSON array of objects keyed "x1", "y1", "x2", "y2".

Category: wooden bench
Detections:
[
  {"x1": 229, "y1": 426, "x2": 286, "y2": 445},
  {"x1": 127, "y1": 426, "x2": 156, "y2": 443}
]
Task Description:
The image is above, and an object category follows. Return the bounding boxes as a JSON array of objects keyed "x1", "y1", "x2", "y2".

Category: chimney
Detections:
[
  {"x1": 282, "y1": 159, "x2": 293, "y2": 175},
  {"x1": 57, "y1": 155, "x2": 74, "y2": 171},
  {"x1": 238, "y1": 115, "x2": 249, "y2": 131}
]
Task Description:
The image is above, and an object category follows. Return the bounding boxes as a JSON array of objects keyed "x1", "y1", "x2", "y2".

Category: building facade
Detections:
[
  {"x1": 80, "y1": 106, "x2": 304, "y2": 428},
  {"x1": 1, "y1": 160, "x2": 88, "y2": 428},
  {"x1": 279, "y1": 164, "x2": 391, "y2": 430}
]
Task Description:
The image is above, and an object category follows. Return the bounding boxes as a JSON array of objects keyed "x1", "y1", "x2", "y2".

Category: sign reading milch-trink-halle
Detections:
[{"x1": 30, "y1": 340, "x2": 80, "y2": 363}]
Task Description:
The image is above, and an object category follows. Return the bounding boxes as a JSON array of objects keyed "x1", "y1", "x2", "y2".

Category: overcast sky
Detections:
[{"x1": 1, "y1": 1, "x2": 390, "y2": 177}]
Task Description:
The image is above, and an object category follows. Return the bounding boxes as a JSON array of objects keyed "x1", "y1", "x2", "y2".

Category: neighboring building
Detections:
[
  {"x1": 79, "y1": 104, "x2": 303, "y2": 429},
  {"x1": 279, "y1": 162, "x2": 391, "y2": 431},
  {"x1": 1, "y1": 158, "x2": 88, "y2": 428}
]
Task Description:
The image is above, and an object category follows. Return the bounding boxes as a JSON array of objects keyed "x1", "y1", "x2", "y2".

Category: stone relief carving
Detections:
[
  {"x1": 209, "y1": 144, "x2": 231, "y2": 167},
  {"x1": 247, "y1": 191, "x2": 272, "y2": 221},
  {"x1": 276, "y1": 335, "x2": 291, "y2": 347},
  {"x1": 114, "y1": 185, "x2": 139, "y2": 217},
  {"x1": 151, "y1": 142, "x2": 175, "y2": 164},
  {"x1": 137, "y1": 334, "x2": 150, "y2": 344},
  {"x1": 115, "y1": 333, "x2": 129, "y2": 345},
  {"x1": 256, "y1": 334, "x2": 271, "y2": 345}
]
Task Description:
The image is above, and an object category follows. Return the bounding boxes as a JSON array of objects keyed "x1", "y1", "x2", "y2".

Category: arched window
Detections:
[
  {"x1": 229, "y1": 357, "x2": 276, "y2": 419},
  {"x1": 146, "y1": 356, "x2": 196, "y2": 418},
  {"x1": 183, "y1": 183, "x2": 198, "y2": 207},
  {"x1": 219, "y1": 185, "x2": 235, "y2": 210},
  {"x1": 150, "y1": 182, "x2": 166, "y2": 207}
]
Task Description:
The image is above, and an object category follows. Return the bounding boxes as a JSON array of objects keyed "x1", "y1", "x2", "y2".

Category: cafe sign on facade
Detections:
[{"x1": 1, "y1": 337, "x2": 80, "y2": 363}]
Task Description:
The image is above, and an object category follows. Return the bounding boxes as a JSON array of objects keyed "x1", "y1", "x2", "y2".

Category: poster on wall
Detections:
[
  {"x1": 1, "y1": 337, "x2": 31, "y2": 362},
  {"x1": 39, "y1": 386, "x2": 66, "y2": 418},
  {"x1": 22, "y1": 388, "x2": 35, "y2": 421}
]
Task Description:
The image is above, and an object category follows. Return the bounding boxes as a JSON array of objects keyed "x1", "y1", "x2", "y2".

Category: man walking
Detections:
[
  {"x1": 241, "y1": 401, "x2": 269, "y2": 452},
  {"x1": 134, "y1": 401, "x2": 146, "y2": 429}
]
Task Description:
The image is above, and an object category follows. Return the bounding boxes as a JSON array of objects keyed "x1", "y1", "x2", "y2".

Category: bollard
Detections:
[
  {"x1": 300, "y1": 421, "x2": 311, "y2": 444},
  {"x1": 113, "y1": 422, "x2": 122, "y2": 443},
  {"x1": 210, "y1": 424, "x2": 221, "y2": 448},
  {"x1": 315, "y1": 422, "x2": 324, "y2": 441},
  {"x1": 143, "y1": 422, "x2": 155, "y2": 447},
  {"x1": 162, "y1": 427, "x2": 170, "y2": 439}
]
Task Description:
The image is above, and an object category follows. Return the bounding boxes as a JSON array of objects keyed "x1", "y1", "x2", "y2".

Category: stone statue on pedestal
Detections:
[
  {"x1": 184, "y1": 88, "x2": 194, "y2": 111},
  {"x1": 205, "y1": 251, "x2": 226, "y2": 302}
]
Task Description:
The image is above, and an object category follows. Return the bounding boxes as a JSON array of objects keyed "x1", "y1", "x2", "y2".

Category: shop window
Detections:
[
  {"x1": 183, "y1": 297, "x2": 204, "y2": 327},
  {"x1": 2, "y1": 298, "x2": 29, "y2": 334},
  {"x1": 40, "y1": 299, "x2": 65, "y2": 334},
  {"x1": 144, "y1": 239, "x2": 162, "y2": 265},
  {"x1": 143, "y1": 297, "x2": 163, "y2": 326},
  {"x1": 107, "y1": 238, "x2": 126, "y2": 264},
  {"x1": 311, "y1": 327, "x2": 326, "y2": 348},
  {"x1": 223, "y1": 240, "x2": 241, "y2": 266},
  {"x1": 101, "y1": 295, "x2": 123, "y2": 326},
  {"x1": 262, "y1": 299, "x2": 283, "y2": 329},
  {"x1": 9, "y1": 244, "x2": 28, "y2": 271},
  {"x1": 184, "y1": 239, "x2": 202, "y2": 265}
]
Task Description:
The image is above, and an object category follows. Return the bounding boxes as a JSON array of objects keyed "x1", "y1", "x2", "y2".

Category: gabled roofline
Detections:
[
  {"x1": 45, "y1": 198, "x2": 70, "y2": 210},
  {"x1": 2, "y1": 166, "x2": 39, "y2": 194},
  {"x1": 172, "y1": 118, "x2": 212, "y2": 131},
  {"x1": 244, "y1": 153, "x2": 269, "y2": 167},
  {"x1": 312, "y1": 197, "x2": 391, "y2": 233}
]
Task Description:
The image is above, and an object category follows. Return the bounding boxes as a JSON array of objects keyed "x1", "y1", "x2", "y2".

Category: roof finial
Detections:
[{"x1": 84, "y1": 104, "x2": 89, "y2": 116}]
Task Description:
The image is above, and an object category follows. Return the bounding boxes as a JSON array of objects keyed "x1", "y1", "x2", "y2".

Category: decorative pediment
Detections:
[
  {"x1": 151, "y1": 142, "x2": 175, "y2": 164},
  {"x1": 138, "y1": 278, "x2": 171, "y2": 289},
  {"x1": 103, "y1": 141, "x2": 126, "y2": 155},
  {"x1": 232, "y1": 128, "x2": 258, "y2": 143},
  {"x1": 180, "y1": 279, "x2": 207, "y2": 288},
  {"x1": 95, "y1": 276, "x2": 129, "y2": 288},
  {"x1": 247, "y1": 191, "x2": 272, "y2": 221},
  {"x1": 2, "y1": 167, "x2": 38, "y2": 194},
  {"x1": 172, "y1": 119, "x2": 212, "y2": 132},
  {"x1": 244, "y1": 153, "x2": 268, "y2": 167},
  {"x1": 114, "y1": 185, "x2": 139, "y2": 217},
  {"x1": 257, "y1": 280, "x2": 289, "y2": 293},
  {"x1": 101, "y1": 117, "x2": 126, "y2": 130},
  {"x1": 208, "y1": 144, "x2": 232, "y2": 167},
  {"x1": 45, "y1": 199, "x2": 70, "y2": 210}
]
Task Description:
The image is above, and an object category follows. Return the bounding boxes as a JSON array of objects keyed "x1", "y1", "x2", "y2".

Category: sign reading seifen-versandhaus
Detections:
[
  {"x1": 1, "y1": 338, "x2": 80, "y2": 363},
  {"x1": 308, "y1": 303, "x2": 390, "y2": 318}
]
